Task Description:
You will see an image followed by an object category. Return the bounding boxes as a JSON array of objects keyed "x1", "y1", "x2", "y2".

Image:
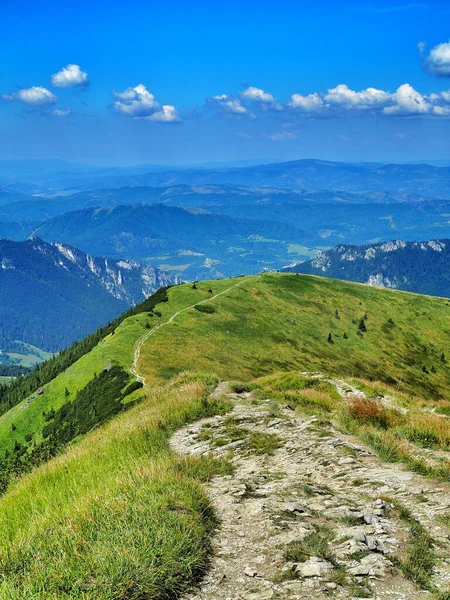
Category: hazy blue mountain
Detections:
[
  {"x1": 285, "y1": 239, "x2": 450, "y2": 298},
  {"x1": 63, "y1": 184, "x2": 437, "y2": 209},
  {"x1": 3, "y1": 159, "x2": 450, "y2": 196},
  {"x1": 28, "y1": 159, "x2": 450, "y2": 196},
  {"x1": 2, "y1": 182, "x2": 442, "y2": 230},
  {"x1": 32, "y1": 204, "x2": 310, "y2": 278},
  {"x1": 0, "y1": 237, "x2": 174, "y2": 351},
  {"x1": 0, "y1": 159, "x2": 99, "y2": 178},
  {"x1": 0, "y1": 221, "x2": 39, "y2": 241},
  {"x1": 60, "y1": 188, "x2": 450, "y2": 249}
]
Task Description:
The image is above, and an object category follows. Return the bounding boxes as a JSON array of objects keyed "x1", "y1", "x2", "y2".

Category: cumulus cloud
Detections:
[
  {"x1": 289, "y1": 92, "x2": 324, "y2": 113},
  {"x1": 2, "y1": 86, "x2": 58, "y2": 106},
  {"x1": 51, "y1": 64, "x2": 88, "y2": 88},
  {"x1": 423, "y1": 41, "x2": 450, "y2": 77},
  {"x1": 207, "y1": 94, "x2": 254, "y2": 118},
  {"x1": 240, "y1": 86, "x2": 282, "y2": 110},
  {"x1": 241, "y1": 86, "x2": 275, "y2": 103},
  {"x1": 208, "y1": 79, "x2": 450, "y2": 120},
  {"x1": 429, "y1": 89, "x2": 450, "y2": 103},
  {"x1": 145, "y1": 105, "x2": 181, "y2": 123},
  {"x1": 52, "y1": 107, "x2": 72, "y2": 117},
  {"x1": 113, "y1": 84, "x2": 181, "y2": 122},
  {"x1": 325, "y1": 84, "x2": 391, "y2": 110},
  {"x1": 384, "y1": 83, "x2": 431, "y2": 115},
  {"x1": 286, "y1": 82, "x2": 450, "y2": 118}
]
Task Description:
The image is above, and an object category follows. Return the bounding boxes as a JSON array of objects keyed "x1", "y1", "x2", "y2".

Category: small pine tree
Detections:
[
  {"x1": 441, "y1": 353, "x2": 446, "y2": 363},
  {"x1": 64, "y1": 387, "x2": 70, "y2": 397},
  {"x1": 422, "y1": 365, "x2": 429, "y2": 374},
  {"x1": 335, "y1": 310, "x2": 340, "y2": 320},
  {"x1": 192, "y1": 282, "x2": 197, "y2": 289},
  {"x1": 343, "y1": 332, "x2": 348, "y2": 339},
  {"x1": 208, "y1": 288, "x2": 213, "y2": 293},
  {"x1": 327, "y1": 332, "x2": 334, "y2": 344},
  {"x1": 358, "y1": 319, "x2": 367, "y2": 333},
  {"x1": 145, "y1": 322, "x2": 151, "y2": 329},
  {"x1": 388, "y1": 318, "x2": 394, "y2": 325}
]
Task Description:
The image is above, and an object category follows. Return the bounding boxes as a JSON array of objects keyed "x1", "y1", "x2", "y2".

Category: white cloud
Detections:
[
  {"x1": 430, "y1": 89, "x2": 450, "y2": 103},
  {"x1": 208, "y1": 79, "x2": 450, "y2": 121},
  {"x1": 52, "y1": 107, "x2": 72, "y2": 117},
  {"x1": 241, "y1": 86, "x2": 275, "y2": 103},
  {"x1": 113, "y1": 84, "x2": 181, "y2": 122},
  {"x1": 208, "y1": 94, "x2": 254, "y2": 118},
  {"x1": 325, "y1": 84, "x2": 391, "y2": 110},
  {"x1": 289, "y1": 92, "x2": 324, "y2": 113},
  {"x1": 144, "y1": 105, "x2": 181, "y2": 123},
  {"x1": 383, "y1": 83, "x2": 431, "y2": 115},
  {"x1": 51, "y1": 64, "x2": 88, "y2": 88},
  {"x1": 2, "y1": 86, "x2": 58, "y2": 106},
  {"x1": 424, "y1": 41, "x2": 450, "y2": 77},
  {"x1": 430, "y1": 105, "x2": 450, "y2": 116},
  {"x1": 240, "y1": 86, "x2": 282, "y2": 110}
]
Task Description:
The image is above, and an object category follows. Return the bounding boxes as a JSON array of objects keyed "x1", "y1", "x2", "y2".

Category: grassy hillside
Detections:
[
  {"x1": 0, "y1": 273, "x2": 450, "y2": 597},
  {"x1": 2, "y1": 272, "x2": 450, "y2": 458},
  {"x1": 139, "y1": 273, "x2": 450, "y2": 398},
  {"x1": 0, "y1": 377, "x2": 231, "y2": 599}
]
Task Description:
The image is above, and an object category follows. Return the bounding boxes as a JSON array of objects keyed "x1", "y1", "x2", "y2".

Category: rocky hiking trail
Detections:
[{"x1": 171, "y1": 381, "x2": 450, "y2": 600}]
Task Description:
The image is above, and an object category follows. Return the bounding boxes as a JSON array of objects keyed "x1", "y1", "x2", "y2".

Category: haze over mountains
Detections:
[{"x1": 3, "y1": 158, "x2": 450, "y2": 196}]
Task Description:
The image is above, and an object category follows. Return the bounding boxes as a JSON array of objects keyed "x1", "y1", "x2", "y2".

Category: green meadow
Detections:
[{"x1": 0, "y1": 272, "x2": 449, "y2": 598}]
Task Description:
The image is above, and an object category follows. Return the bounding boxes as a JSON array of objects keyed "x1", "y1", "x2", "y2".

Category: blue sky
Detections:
[{"x1": 1, "y1": 0, "x2": 450, "y2": 165}]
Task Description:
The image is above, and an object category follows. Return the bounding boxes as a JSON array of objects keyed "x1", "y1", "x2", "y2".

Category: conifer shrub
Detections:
[{"x1": 194, "y1": 304, "x2": 216, "y2": 314}]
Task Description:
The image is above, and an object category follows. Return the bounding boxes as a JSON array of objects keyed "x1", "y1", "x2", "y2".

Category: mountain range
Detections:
[
  {"x1": 30, "y1": 204, "x2": 310, "y2": 278},
  {"x1": 3, "y1": 159, "x2": 450, "y2": 197},
  {"x1": 285, "y1": 238, "x2": 450, "y2": 297},
  {"x1": 0, "y1": 237, "x2": 174, "y2": 351}
]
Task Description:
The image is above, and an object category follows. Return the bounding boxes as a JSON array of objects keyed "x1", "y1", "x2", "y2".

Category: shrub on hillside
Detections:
[
  {"x1": 347, "y1": 397, "x2": 396, "y2": 429},
  {"x1": 194, "y1": 304, "x2": 216, "y2": 314}
]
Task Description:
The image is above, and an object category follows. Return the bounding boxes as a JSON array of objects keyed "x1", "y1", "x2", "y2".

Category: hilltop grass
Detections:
[
  {"x1": 139, "y1": 273, "x2": 450, "y2": 400},
  {"x1": 0, "y1": 376, "x2": 232, "y2": 599}
]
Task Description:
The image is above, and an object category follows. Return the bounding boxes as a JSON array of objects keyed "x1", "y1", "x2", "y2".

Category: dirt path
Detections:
[
  {"x1": 171, "y1": 387, "x2": 450, "y2": 600},
  {"x1": 129, "y1": 280, "x2": 246, "y2": 385}
]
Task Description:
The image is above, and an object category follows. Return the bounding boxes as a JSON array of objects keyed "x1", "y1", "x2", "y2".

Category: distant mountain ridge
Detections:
[
  {"x1": 0, "y1": 237, "x2": 174, "y2": 351},
  {"x1": 39, "y1": 159, "x2": 450, "y2": 197},
  {"x1": 285, "y1": 239, "x2": 450, "y2": 297},
  {"x1": 2, "y1": 158, "x2": 450, "y2": 197},
  {"x1": 31, "y1": 203, "x2": 310, "y2": 278}
]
